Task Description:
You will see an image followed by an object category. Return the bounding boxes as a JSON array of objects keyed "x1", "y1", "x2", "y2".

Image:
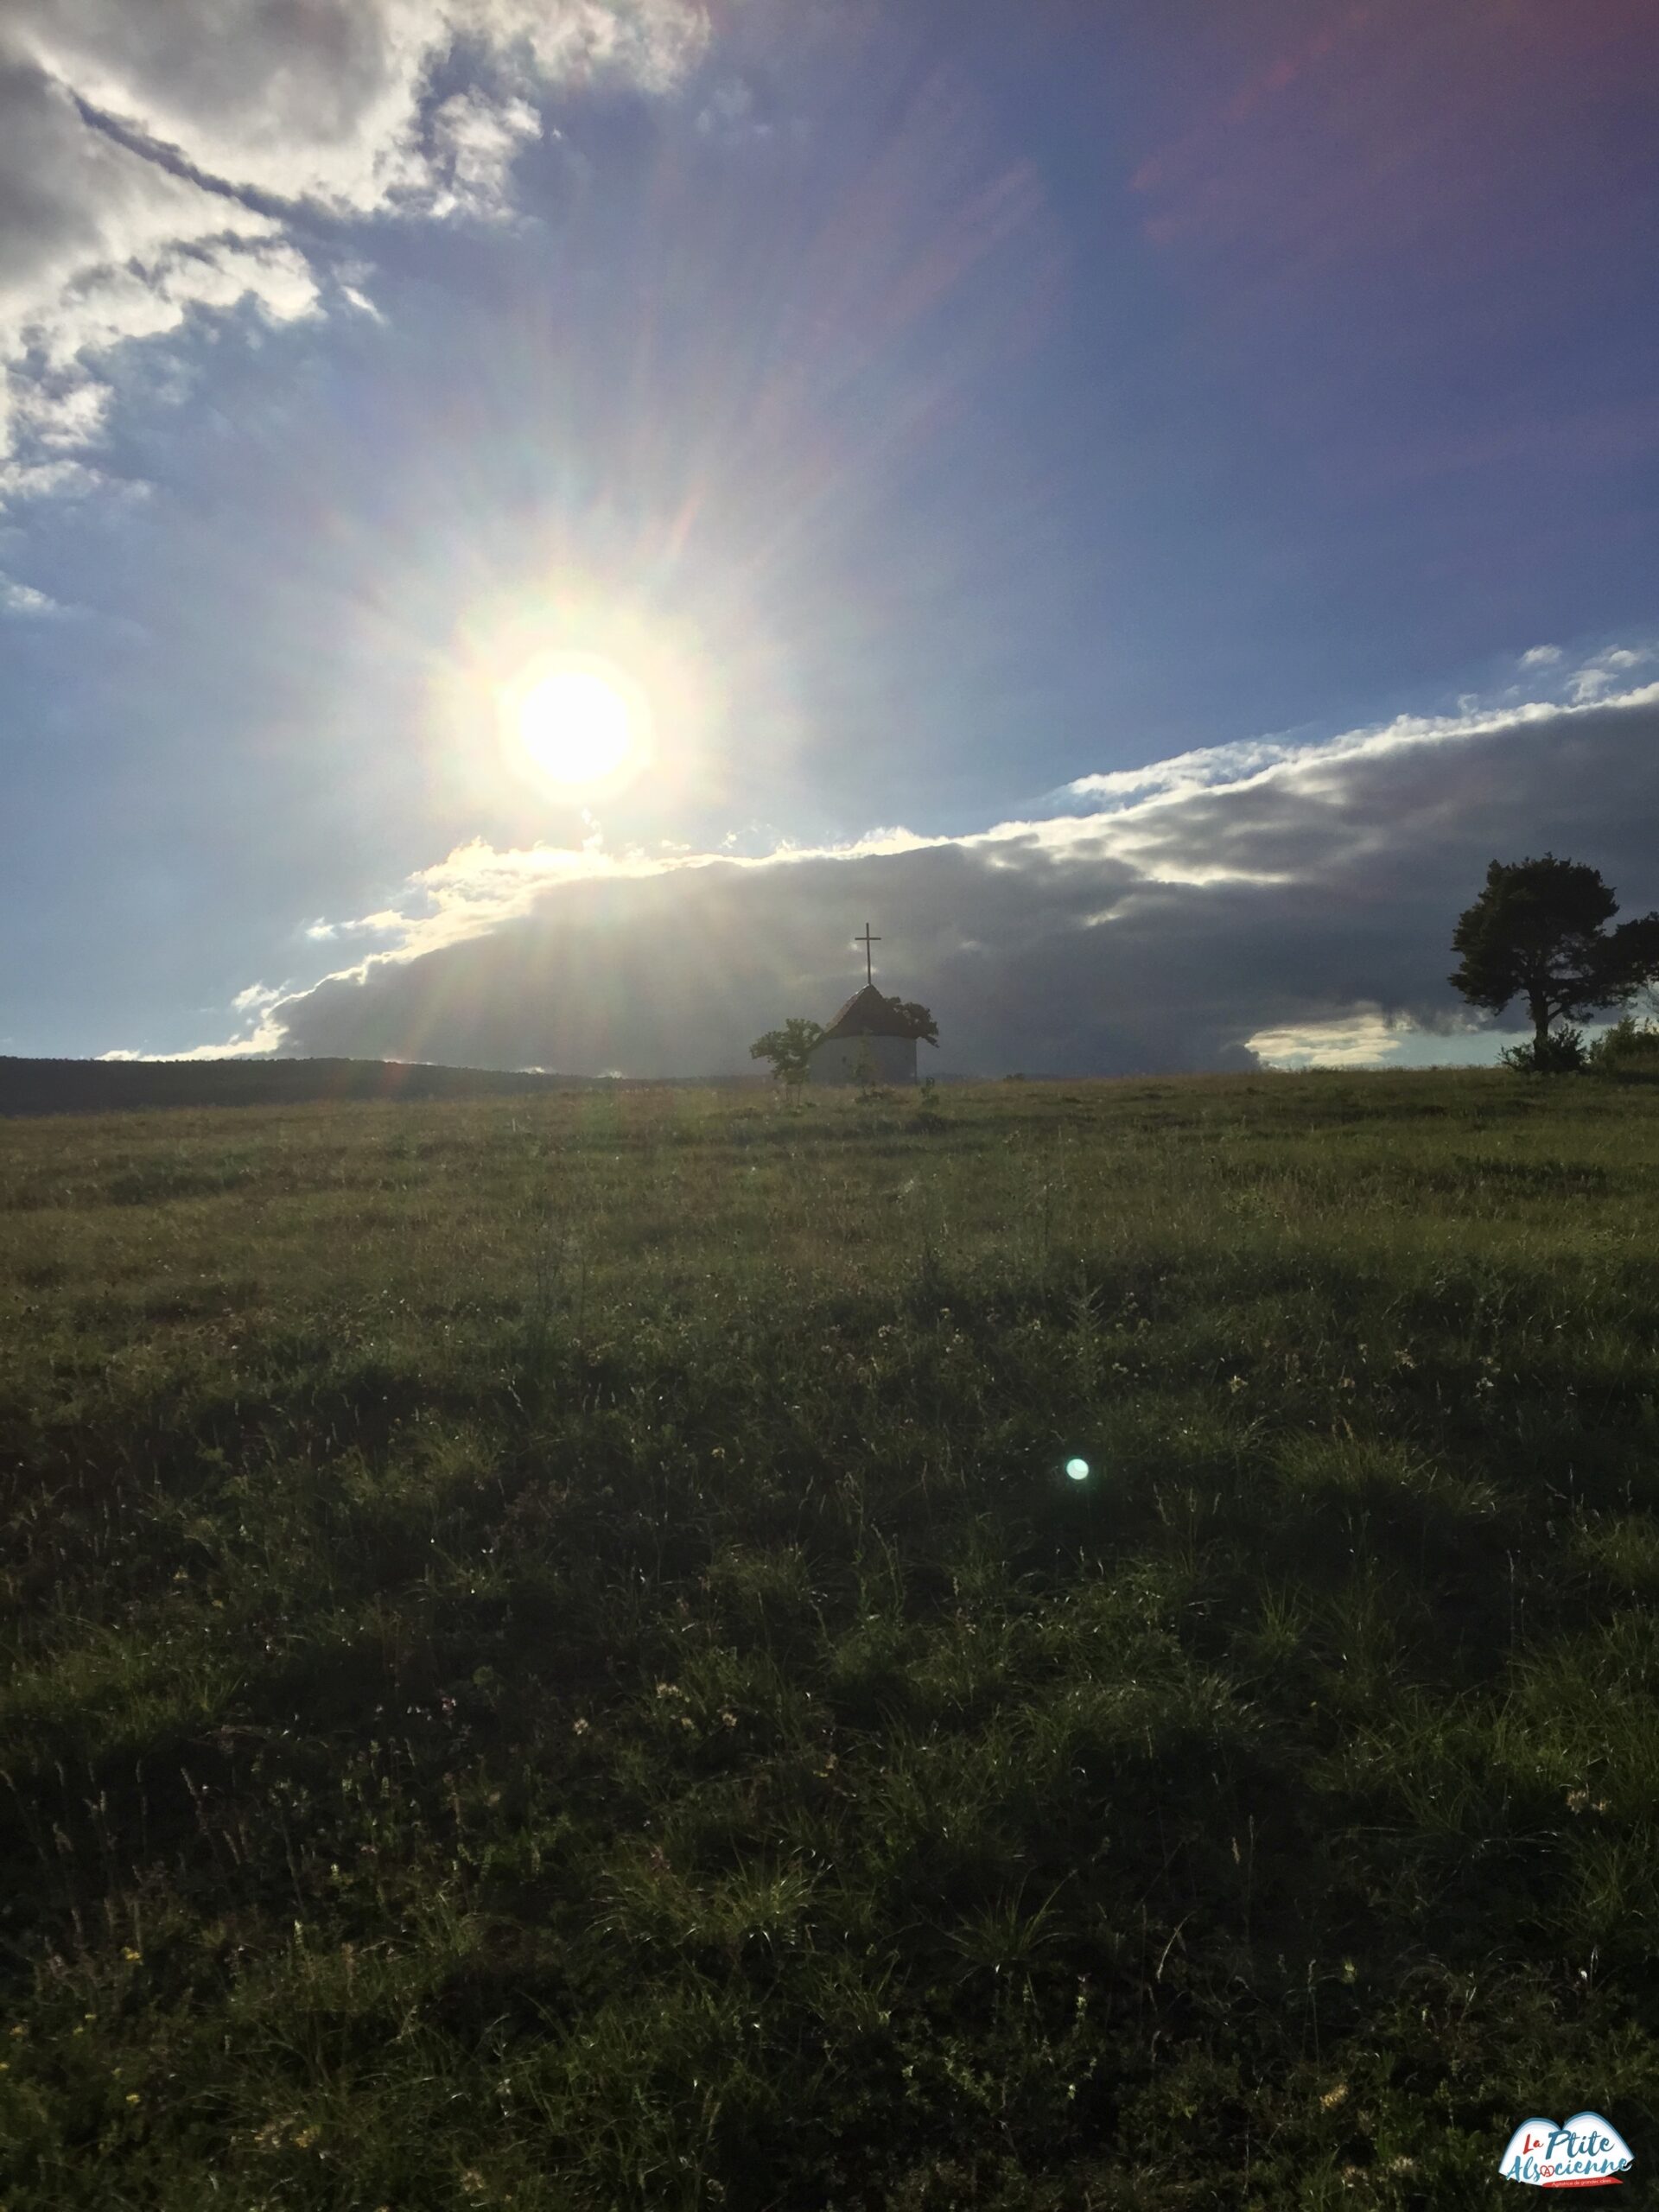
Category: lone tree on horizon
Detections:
[{"x1": 1449, "y1": 854, "x2": 1659, "y2": 1065}]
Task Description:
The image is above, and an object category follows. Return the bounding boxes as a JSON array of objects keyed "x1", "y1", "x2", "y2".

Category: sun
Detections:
[
  {"x1": 512, "y1": 663, "x2": 639, "y2": 787},
  {"x1": 457, "y1": 598, "x2": 708, "y2": 815}
]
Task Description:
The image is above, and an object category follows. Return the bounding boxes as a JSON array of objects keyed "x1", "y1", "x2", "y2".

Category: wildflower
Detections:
[
  {"x1": 292, "y1": 2127, "x2": 318, "y2": 2150},
  {"x1": 719, "y1": 1710, "x2": 738, "y2": 1729},
  {"x1": 122, "y1": 1948, "x2": 143, "y2": 1964},
  {"x1": 126, "y1": 2092, "x2": 141, "y2": 2106},
  {"x1": 8, "y1": 2024, "x2": 23, "y2": 2037},
  {"x1": 655, "y1": 1681, "x2": 683, "y2": 1700},
  {"x1": 1320, "y1": 2082, "x2": 1349, "y2": 2110},
  {"x1": 572, "y1": 1717, "x2": 589, "y2": 1736},
  {"x1": 1229, "y1": 1376, "x2": 1246, "y2": 1394}
]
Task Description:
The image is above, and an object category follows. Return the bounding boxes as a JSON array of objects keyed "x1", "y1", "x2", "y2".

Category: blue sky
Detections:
[{"x1": 3, "y1": 0, "x2": 1657, "y2": 1077}]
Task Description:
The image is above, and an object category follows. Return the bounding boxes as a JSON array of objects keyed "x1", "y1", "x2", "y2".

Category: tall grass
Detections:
[{"x1": 3, "y1": 1069, "x2": 1658, "y2": 2207}]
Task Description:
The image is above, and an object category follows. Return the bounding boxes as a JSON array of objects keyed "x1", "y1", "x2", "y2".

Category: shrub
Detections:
[
  {"x1": 1586, "y1": 1014, "x2": 1659, "y2": 1080},
  {"x1": 1499, "y1": 1026, "x2": 1586, "y2": 1075}
]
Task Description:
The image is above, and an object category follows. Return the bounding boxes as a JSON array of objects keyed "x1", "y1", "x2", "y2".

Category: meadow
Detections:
[{"x1": 3, "y1": 1066, "x2": 1658, "y2": 2209}]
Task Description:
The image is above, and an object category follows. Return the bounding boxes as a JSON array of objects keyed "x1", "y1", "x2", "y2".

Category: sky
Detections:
[{"x1": 3, "y1": 0, "x2": 1657, "y2": 1078}]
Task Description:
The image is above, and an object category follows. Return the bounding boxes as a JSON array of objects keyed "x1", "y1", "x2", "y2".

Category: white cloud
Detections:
[
  {"x1": 0, "y1": 50, "x2": 301, "y2": 469},
  {"x1": 0, "y1": 454, "x2": 109, "y2": 503},
  {"x1": 693, "y1": 75, "x2": 791, "y2": 149},
  {"x1": 1245, "y1": 1009, "x2": 1404, "y2": 1069},
  {"x1": 1567, "y1": 645, "x2": 1649, "y2": 703},
  {"x1": 1519, "y1": 643, "x2": 1561, "y2": 669},
  {"x1": 101, "y1": 1006, "x2": 289, "y2": 1061},
  {"x1": 0, "y1": 573, "x2": 63, "y2": 613},
  {"x1": 471, "y1": 0, "x2": 711, "y2": 100},
  {"x1": 0, "y1": 1, "x2": 710, "y2": 478},
  {"x1": 418, "y1": 89, "x2": 542, "y2": 219}
]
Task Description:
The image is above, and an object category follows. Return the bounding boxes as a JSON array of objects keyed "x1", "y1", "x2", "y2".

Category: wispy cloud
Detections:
[
  {"x1": 0, "y1": 573, "x2": 64, "y2": 613},
  {"x1": 0, "y1": 0, "x2": 709, "y2": 486},
  {"x1": 1567, "y1": 645, "x2": 1650, "y2": 703}
]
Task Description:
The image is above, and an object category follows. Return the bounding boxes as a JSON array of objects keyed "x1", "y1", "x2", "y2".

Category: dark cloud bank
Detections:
[{"x1": 265, "y1": 690, "x2": 1659, "y2": 1078}]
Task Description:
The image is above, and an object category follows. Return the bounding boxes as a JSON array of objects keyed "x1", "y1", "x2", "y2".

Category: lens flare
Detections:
[{"x1": 1065, "y1": 1457, "x2": 1090, "y2": 1481}]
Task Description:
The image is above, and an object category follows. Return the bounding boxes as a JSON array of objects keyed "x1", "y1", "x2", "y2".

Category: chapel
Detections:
[{"x1": 806, "y1": 924, "x2": 919, "y2": 1085}]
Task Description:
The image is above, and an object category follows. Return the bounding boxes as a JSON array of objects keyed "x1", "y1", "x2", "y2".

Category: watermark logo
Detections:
[{"x1": 1499, "y1": 2113, "x2": 1634, "y2": 2188}]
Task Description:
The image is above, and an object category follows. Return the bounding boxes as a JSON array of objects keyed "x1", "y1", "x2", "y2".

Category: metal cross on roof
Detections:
[{"x1": 855, "y1": 922, "x2": 880, "y2": 986}]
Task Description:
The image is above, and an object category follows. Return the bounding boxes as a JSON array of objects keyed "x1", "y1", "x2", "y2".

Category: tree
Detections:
[
  {"x1": 881, "y1": 998, "x2": 940, "y2": 1048},
  {"x1": 1448, "y1": 854, "x2": 1659, "y2": 1067},
  {"x1": 749, "y1": 1017, "x2": 823, "y2": 1085}
]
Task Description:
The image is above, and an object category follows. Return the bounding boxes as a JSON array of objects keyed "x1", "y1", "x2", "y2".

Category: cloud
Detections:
[
  {"x1": 1567, "y1": 646, "x2": 1649, "y2": 703},
  {"x1": 0, "y1": 50, "x2": 303, "y2": 464},
  {"x1": 172, "y1": 672, "x2": 1659, "y2": 1079},
  {"x1": 1519, "y1": 643, "x2": 1561, "y2": 669},
  {"x1": 1243, "y1": 1012, "x2": 1408, "y2": 1070},
  {"x1": 418, "y1": 88, "x2": 542, "y2": 219},
  {"x1": 0, "y1": 573, "x2": 64, "y2": 613},
  {"x1": 0, "y1": 0, "x2": 709, "y2": 478}
]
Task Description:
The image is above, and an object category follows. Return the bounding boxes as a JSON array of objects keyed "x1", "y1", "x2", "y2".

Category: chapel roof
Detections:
[{"x1": 817, "y1": 982, "x2": 916, "y2": 1040}]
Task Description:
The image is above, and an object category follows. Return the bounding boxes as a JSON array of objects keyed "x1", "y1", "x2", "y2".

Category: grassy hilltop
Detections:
[{"x1": 3, "y1": 1070, "x2": 1658, "y2": 2209}]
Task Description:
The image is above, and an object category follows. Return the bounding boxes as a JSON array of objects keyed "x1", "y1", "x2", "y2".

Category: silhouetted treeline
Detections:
[{"x1": 0, "y1": 1058, "x2": 768, "y2": 1118}]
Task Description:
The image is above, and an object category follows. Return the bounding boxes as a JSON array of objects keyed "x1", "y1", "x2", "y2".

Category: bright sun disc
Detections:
[{"x1": 516, "y1": 666, "x2": 635, "y2": 785}]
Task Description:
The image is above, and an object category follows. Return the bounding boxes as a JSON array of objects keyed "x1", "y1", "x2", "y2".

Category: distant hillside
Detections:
[{"x1": 0, "y1": 1057, "x2": 770, "y2": 1118}]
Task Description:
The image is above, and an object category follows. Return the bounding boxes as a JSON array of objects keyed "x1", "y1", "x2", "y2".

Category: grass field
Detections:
[{"x1": 3, "y1": 1067, "x2": 1658, "y2": 2209}]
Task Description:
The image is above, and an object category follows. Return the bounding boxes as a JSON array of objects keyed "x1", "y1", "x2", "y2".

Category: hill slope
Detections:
[
  {"x1": 3, "y1": 1070, "x2": 1656, "y2": 2206},
  {"x1": 0, "y1": 1056, "x2": 771, "y2": 1117}
]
